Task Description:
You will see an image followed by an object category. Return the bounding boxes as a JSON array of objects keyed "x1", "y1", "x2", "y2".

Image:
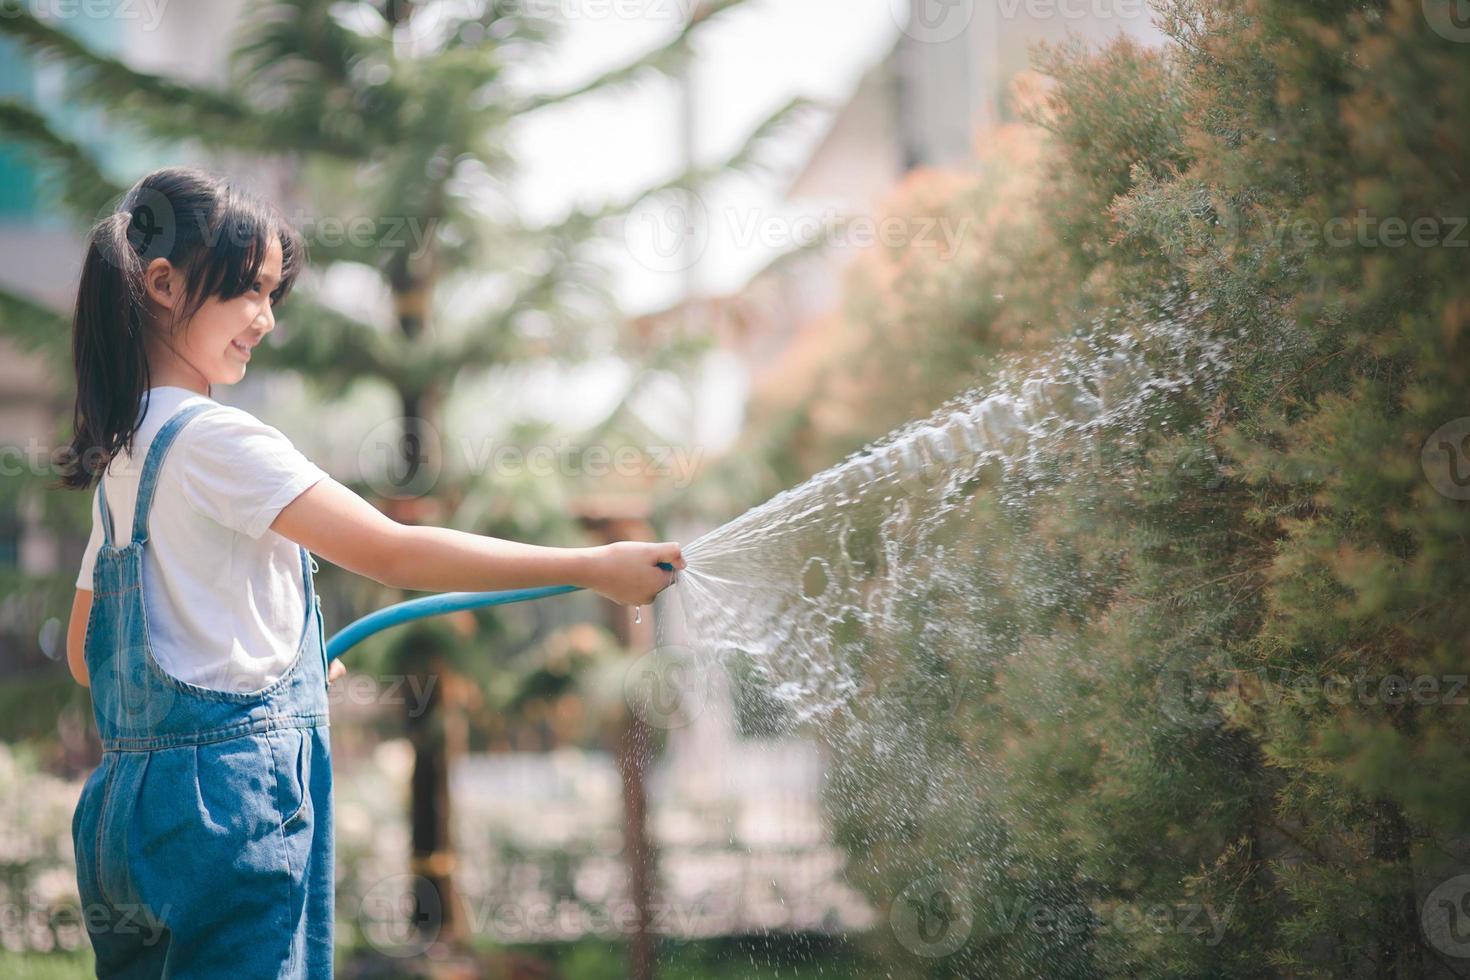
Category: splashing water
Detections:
[
  {"x1": 655, "y1": 294, "x2": 1232, "y2": 725},
  {"x1": 638, "y1": 294, "x2": 1245, "y2": 972}
]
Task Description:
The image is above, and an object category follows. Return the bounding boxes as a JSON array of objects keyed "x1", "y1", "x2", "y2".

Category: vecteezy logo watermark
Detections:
[
  {"x1": 996, "y1": 0, "x2": 1151, "y2": 19},
  {"x1": 340, "y1": 0, "x2": 697, "y2": 48},
  {"x1": 492, "y1": 0, "x2": 697, "y2": 23},
  {"x1": 621, "y1": 188, "x2": 710, "y2": 274},
  {"x1": 0, "y1": 899, "x2": 173, "y2": 951},
  {"x1": 1422, "y1": 874, "x2": 1470, "y2": 958},
  {"x1": 621, "y1": 202, "x2": 974, "y2": 272},
  {"x1": 1236, "y1": 670, "x2": 1469, "y2": 709},
  {"x1": 4, "y1": 439, "x2": 109, "y2": 479},
  {"x1": 357, "y1": 417, "x2": 443, "y2": 500},
  {"x1": 325, "y1": 673, "x2": 438, "y2": 717},
  {"x1": 623, "y1": 644, "x2": 712, "y2": 730},
  {"x1": 355, "y1": 874, "x2": 720, "y2": 951},
  {"x1": 992, "y1": 897, "x2": 1233, "y2": 947},
  {"x1": 381, "y1": 0, "x2": 701, "y2": 47},
  {"x1": 1270, "y1": 212, "x2": 1469, "y2": 249},
  {"x1": 1422, "y1": 418, "x2": 1470, "y2": 500},
  {"x1": 458, "y1": 894, "x2": 716, "y2": 940},
  {"x1": 1424, "y1": 0, "x2": 1470, "y2": 42},
  {"x1": 1156, "y1": 646, "x2": 1233, "y2": 729},
  {"x1": 90, "y1": 185, "x2": 178, "y2": 271},
  {"x1": 724, "y1": 208, "x2": 971, "y2": 255},
  {"x1": 38, "y1": 616, "x2": 63, "y2": 661},
  {"x1": 91, "y1": 640, "x2": 177, "y2": 732},
  {"x1": 281, "y1": 209, "x2": 438, "y2": 261},
  {"x1": 203, "y1": 667, "x2": 438, "y2": 717},
  {"x1": 890, "y1": 0, "x2": 974, "y2": 44},
  {"x1": 357, "y1": 873, "x2": 441, "y2": 958},
  {"x1": 6, "y1": 427, "x2": 705, "y2": 491},
  {"x1": 891, "y1": 874, "x2": 974, "y2": 957},
  {"x1": 0, "y1": 0, "x2": 169, "y2": 31},
  {"x1": 354, "y1": 417, "x2": 706, "y2": 499},
  {"x1": 1169, "y1": 205, "x2": 1470, "y2": 271}
]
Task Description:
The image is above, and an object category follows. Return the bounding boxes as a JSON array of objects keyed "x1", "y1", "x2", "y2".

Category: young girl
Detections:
[{"x1": 60, "y1": 166, "x2": 684, "y2": 978}]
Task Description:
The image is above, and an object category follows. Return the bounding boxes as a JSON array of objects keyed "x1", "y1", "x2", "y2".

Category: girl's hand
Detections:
[
  {"x1": 328, "y1": 659, "x2": 347, "y2": 684},
  {"x1": 584, "y1": 541, "x2": 686, "y2": 606}
]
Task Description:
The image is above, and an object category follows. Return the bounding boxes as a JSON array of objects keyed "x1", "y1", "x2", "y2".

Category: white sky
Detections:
[{"x1": 505, "y1": 0, "x2": 902, "y2": 314}]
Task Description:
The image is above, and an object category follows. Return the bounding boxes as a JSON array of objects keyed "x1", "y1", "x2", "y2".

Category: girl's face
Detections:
[{"x1": 144, "y1": 236, "x2": 282, "y2": 389}]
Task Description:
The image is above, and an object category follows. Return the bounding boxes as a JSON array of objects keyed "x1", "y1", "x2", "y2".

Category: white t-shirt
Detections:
[{"x1": 75, "y1": 386, "x2": 329, "y2": 693}]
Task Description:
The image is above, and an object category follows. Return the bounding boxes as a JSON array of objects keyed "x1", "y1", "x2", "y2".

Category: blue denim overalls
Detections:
[{"x1": 72, "y1": 401, "x2": 335, "y2": 978}]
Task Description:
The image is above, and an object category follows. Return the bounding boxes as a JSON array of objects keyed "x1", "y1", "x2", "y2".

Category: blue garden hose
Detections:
[{"x1": 325, "y1": 563, "x2": 675, "y2": 661}]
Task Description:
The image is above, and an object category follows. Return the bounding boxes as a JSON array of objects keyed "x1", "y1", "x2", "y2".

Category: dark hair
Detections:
[{"x1": 56, "y1": 166, "x2": 306, "y2": 491}]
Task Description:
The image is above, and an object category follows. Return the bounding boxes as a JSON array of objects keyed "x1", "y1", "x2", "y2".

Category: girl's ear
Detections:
[{"x1": 142, "y1": 256, "x2": 183, "y2": 312}]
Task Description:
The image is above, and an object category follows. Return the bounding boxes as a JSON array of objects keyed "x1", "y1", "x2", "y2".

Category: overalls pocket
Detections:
[
  {"x1": 270, "y1": 729, "x2": 313, "y2": 831},
  {"x1": 71, "y1": 754, "x2": 114, "y2": 911}
]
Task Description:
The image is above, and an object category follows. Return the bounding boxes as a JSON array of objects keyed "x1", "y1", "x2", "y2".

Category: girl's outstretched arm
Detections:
[{"x1": 271, "y1": 477, "x2": 684, "y2": 606}]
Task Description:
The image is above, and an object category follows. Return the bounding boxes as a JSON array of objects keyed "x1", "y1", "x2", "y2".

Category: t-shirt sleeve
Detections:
[
  {"x1": 176, "y1": 406, "x2": 329, "y2": 540},
  {"x1": 75, "y1": 486, "x2": 105, "y2": 590}
]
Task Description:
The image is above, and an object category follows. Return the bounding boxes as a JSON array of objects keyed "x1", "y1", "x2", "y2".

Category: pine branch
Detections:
[
  {"x1": 509, "y1": 0, "x2": 750, "y2": 114},
  {"x1": 0, "y1": 6, "x2": 249, "y2": 123},
  {"x1": 540, "y1": 95, "x2": 822, "y2": 233},
  {"x1": 424, "y1": 263, "x2": 591, "y2": 380},
  {"x1": 0, "y1": 3, "x2": 370, "y2": 157},
  {"x1": 0, "y1": 99, "x2": 122, "y2": 221},
  {"x1": 228, "y1": 0, "x2": 406, "y2": 153}
]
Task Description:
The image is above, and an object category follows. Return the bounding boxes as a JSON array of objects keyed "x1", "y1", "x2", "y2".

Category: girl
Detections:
[{"x1": 60, "y1": 166, "x2": 684, "y2": 978}]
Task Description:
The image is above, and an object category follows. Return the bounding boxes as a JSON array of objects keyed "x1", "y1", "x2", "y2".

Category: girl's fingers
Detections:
[
  {"x1": 657, "y1": 542, "x2": 686, "y2": 569},
  {"x1": 328, "y1": 659, "x2": 347, "y2": 683}
]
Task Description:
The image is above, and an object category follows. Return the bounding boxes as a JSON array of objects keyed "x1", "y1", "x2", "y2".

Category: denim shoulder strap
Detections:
[
  {"x1": 95, "y1": 479, "x2": 118, "y2": 549},
  {"x1": 129, "y1": 401, "x2": 215, "y2": 546}
]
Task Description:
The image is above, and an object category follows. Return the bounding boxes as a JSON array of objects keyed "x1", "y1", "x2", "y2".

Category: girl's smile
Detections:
[{"x1": 143, "y1": 236, "x2": 283, "y2": 391}]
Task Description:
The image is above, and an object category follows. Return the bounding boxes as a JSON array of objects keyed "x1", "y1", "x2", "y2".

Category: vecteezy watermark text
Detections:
[
  {"x1": 0, "y1": 0, "x2": 168, "y2": 32},
  {"x1": 357, "y1": 418, "x2": 705, "y2": 499}
]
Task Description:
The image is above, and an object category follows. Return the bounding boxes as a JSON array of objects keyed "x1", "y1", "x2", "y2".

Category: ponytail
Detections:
[
  {"x1": 58, "y1": 211, "x2": 154, "y2": 489},
  {"x1": 54, "y1": 167, "x2": 305, "y2": 491}
]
